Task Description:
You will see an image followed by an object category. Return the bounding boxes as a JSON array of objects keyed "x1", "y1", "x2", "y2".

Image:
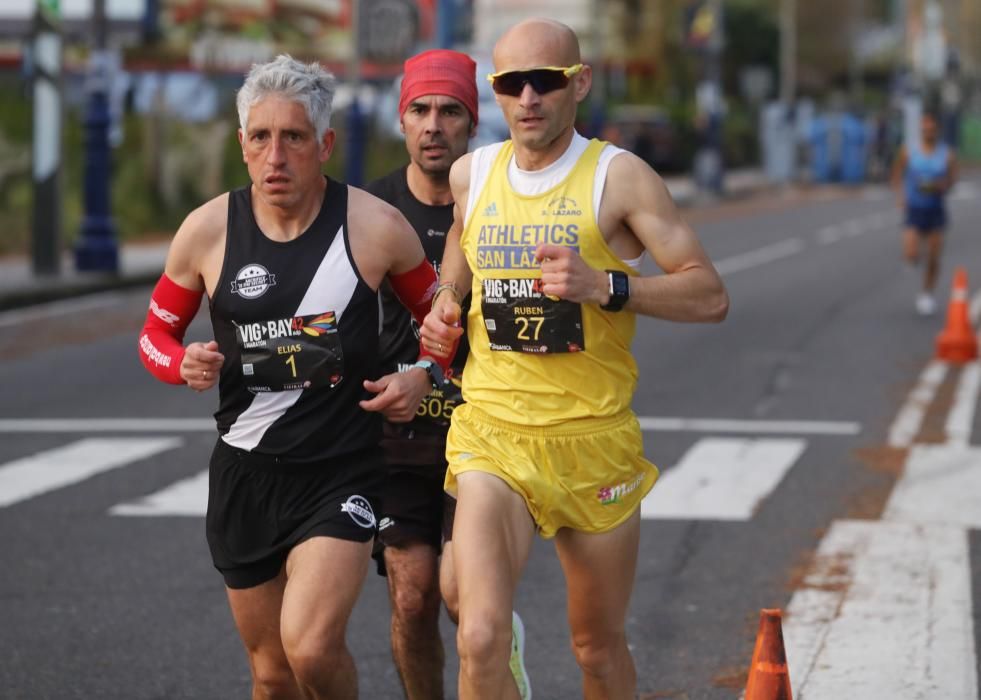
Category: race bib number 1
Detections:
[
  {"x1": 235, "y1": 312, "x2": 344, "y2": 393},
  {"x1": 481, "y1": 278, "x2": 585, "y2": 354}
]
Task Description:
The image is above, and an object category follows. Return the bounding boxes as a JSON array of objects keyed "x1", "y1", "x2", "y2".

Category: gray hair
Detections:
[{"x1": 236, "y1": 54, "x2": 337, "y2": 141}]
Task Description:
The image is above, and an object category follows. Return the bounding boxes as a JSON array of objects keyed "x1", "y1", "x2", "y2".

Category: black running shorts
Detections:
[
  {"x1": 371, "y1": 422, "x2": 456, "y2": 577},
  {"x1": 206, "y1": 437, "x2": 383, "y2": 589}
]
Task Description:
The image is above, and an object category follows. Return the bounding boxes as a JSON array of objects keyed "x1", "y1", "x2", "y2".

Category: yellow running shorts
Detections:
[{"x1": 445, "y1": 403, "x2": 659, "y2": 538}]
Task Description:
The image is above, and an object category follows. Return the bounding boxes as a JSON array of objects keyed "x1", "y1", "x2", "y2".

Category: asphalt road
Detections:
[{"x1": 1, "y1": 177, "x2": 979, "y2": 699}]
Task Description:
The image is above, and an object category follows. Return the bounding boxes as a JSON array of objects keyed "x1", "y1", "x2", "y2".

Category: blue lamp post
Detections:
[{"x1": 74, "y1": 0, "x2": 118, "y2": 273}]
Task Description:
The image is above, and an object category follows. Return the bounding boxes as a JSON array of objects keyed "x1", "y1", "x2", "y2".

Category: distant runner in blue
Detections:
[{"x1": 892, "y1": 110, "x2": 959, "y2": 316}]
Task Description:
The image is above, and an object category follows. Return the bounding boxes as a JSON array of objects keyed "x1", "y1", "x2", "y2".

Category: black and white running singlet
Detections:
[{"x1": 210, "y1": 178, "x2": 380, "y2": 460}]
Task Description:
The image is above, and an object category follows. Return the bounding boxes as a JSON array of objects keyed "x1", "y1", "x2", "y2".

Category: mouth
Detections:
[
  {"x1": 421, "y1": 145, "x2": 448, "y2": 156},
  {"x1": 517, "y1": 116, "x2": 544, "y2": 127},
  {"x1": 264, "y1": 174, "x2": 291, "y2": 190}
]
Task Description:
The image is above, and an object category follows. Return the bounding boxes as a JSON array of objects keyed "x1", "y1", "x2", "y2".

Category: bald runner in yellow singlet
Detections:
[{"x1": 421, "y1": 18, "x2": 729, "y2": 700}]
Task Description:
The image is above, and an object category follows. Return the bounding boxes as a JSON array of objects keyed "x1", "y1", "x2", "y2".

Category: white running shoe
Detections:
[
  {"x1": 509, "y1": 611, "x2": 532, "y2": 700},
  {"x1": 916, "y1": 292, "x2": 936, "y2": 316}
]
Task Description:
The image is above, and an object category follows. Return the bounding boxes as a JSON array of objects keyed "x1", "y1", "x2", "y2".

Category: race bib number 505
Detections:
[
  {"x1": 481, "y1": 278, "x2": 584, "y2": 354},
  {"x1": 235, "y1": 312, "x2": 344, "y2": 393}
]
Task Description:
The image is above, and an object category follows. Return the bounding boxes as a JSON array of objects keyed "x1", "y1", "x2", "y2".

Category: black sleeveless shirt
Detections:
[
  {"x1": 365, "y1": 167, "x2": 469, "y2": 435},
  {"x1": 210, "y1": 178, "x2": 380, "y2": 460}
]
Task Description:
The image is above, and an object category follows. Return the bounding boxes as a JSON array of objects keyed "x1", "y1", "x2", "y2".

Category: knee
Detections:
[
  {"x1": 282, "y1": 627, "x2": 345, "y2": 687},
  {"x1": 249, "y1": 656, "x2": 298, "y2": 700},
  {"x1": 457, "y1": 615, "x2": 511, "y2": 675},
  {"x1": 570, "y1": 632, "x2": 625, "y2": 680},
  {"x1": 391, "y1": 577, "x2": 441, "y2": 627},
  {"x1": 440, "y1": 577, "x2": 460, "y2": 624}
]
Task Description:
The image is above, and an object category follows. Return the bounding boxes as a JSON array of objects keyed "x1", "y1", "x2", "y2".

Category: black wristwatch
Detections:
[
  {"x1": 601, "y1": 270, "x2": 630, "y2": 312},
  {"x1": 412, "y1": 359, "x2": 445, "y2": 390}
]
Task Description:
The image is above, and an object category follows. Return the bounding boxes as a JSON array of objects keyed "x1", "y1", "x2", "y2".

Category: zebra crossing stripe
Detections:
[
  {"x1": 110, "y1": 470, "x2": 208, "y2": 517},
  {"x1": 641, "y1": 438, "x2": 807, "y2": 521},
  {"x1": 0, "y1": 438, "x2": 182, "y2": 508}
]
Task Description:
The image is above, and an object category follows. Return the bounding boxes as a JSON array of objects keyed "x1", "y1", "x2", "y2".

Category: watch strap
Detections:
[{"x1": 601, "y1": 270, "x2": 629, "y2": 312}]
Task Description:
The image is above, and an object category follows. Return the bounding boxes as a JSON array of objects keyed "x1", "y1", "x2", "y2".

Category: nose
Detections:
[
  {"x1": 423, "y1": 109, "x2": 442, "y2": 134},
  {"x1": 518, "y1": 82, "x2": 541, "y2": 108},
  {"x1": 266, "y1": 136, "x2": 287, "y2": 165}
]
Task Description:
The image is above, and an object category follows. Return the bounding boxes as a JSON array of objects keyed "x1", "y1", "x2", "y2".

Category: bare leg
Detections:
[
  {"x1": 902, "y1": 227, "x2": 920, "y2": 265},
  {"x1": 440, "y1": 539, "x2": 460, "y2": 625},
  {"x1": 226, "y1": 574, "x2": 304, "y2": 700},
  {"x1": 555, "y1": 511, "x2": 642, "y2": 700},
  {"x1": 923, "y1": 230, "x2": 944, "y2": 292},
  {"x1": 384, "y1": 541, "x2": 445, "y2": 700},
  {"x1": 453, "y1": 471, "x2": 536, "y2": 699},
  {"x1": 279, "y1": 536, "x2": 373, "y2": 700}
]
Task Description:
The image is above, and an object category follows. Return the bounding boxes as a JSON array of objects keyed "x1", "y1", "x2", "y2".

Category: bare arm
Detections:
[
  {"x1": 349, "y1": 187, "x2": 436, "y2": 420},
  {"x1": 420, "y1": 155, "x2": 473, "y2": 357},
  {"x1": 891, "y1": 146, "x2": 908, "y2": 206},
  {"x1": 539, "y1": 152, "x2": 728, "y2": 323},
  {"x1": 435, "y1": 154, "x2": 475, "y2": 301},
  {"x1": 143, "y1": 195, "x2": 227, "y2": 390},
  {"x1": 347, "y1": 188, "x2": 427, "y2": 287}
]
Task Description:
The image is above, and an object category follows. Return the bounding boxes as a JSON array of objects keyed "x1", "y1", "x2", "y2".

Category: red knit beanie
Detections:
[{"x1": 399, "y1": 49, "x2": 479, "y2": 126}]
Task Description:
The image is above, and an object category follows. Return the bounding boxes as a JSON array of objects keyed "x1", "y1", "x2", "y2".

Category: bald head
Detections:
[{"x1": 493, "y1": 18, "x2": 581, "y2": 72}]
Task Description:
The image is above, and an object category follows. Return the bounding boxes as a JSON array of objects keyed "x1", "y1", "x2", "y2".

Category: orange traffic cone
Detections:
[
  {"x1": 744, "y1": 608, "x2": 793, "y2": 700},
  {"x1": 935, "y1": 267, "x2": 979, "y2": 363}
]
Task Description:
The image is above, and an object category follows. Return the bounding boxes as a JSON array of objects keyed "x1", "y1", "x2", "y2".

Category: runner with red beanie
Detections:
[{"x1": 366, "y1": 48, "x2": 530, "y2": 699}]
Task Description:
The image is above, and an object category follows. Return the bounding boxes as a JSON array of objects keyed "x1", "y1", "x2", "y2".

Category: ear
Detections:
[
  {"x1": 237, "y1": 128, "x2": 246, "y2": 162},
  {"x1": 320, "y1": 129, "x2": 336, "y2": 163},
  {"x1": 399, "y1": 116, "x2": 406, "y2": 136},
  {"x1": 574, "y1": 65, "x2": 592, "y2": 104}
]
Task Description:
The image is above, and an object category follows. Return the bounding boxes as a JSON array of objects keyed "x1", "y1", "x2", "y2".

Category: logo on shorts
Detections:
[
  {"x1": 230, "y1": 264, "x2": 277, "y2": 299},
  {"x1": 597, "y1": 474, "x2": 645, "y2": 506},
  {"x1": 341, "y1": 495, "x2": 376, "y2": 529}
]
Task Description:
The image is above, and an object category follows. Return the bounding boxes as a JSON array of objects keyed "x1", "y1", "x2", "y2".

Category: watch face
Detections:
[
  {"x1": 603, "y1": 270, "x2": 629, "y2": 311},
  {"x1": 612, "y1": 273, "x2": 628, "y2": 296}
]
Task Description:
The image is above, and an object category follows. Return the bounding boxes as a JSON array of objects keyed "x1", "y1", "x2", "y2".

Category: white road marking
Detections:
[
  {"x1": 0, "y1": 437, "x2": 182, "y2": 508},
  {"x1": 843, "y1": 218, "x2": 865, "y2": 237},
  {"x1": 816, "y1": 211, "x2": 896, "y2": 246},
  {"x1": 883, "y1": 445, "x2": 981, "y2": 528},
  {"x1": 714, "y1": 238, "x2": 806, "y2": 276},
  {"x1": 816, "y1": 225, "x2": 843, "y2": 245},
  {"x1": 782, "y1": 519, "x2": 977, "y2": 700},
  {"x1": 945, "y1": 362, "x2": 980, "y2": 447},
  {"x1": 886, "y1": 360, "x2": 948, "y2": 448},
  {"x1": 641, "y1": 437, "x2": 806, "y2": 521},
  {"x1": 0, "y1": 418, "x2": 215, "y2": 433},
  {"x1": 636, "y1": 417, "x2": 859, "y2": 435},
  {"x1": 971, "y1": 288, "x2": 981, "y2": 326},
  {"x1": 0, "y1": 417, "x2": 861, "y2": 436},
  {"x1": 111, "y1": 470, "x2": 208, "y2": 517}
]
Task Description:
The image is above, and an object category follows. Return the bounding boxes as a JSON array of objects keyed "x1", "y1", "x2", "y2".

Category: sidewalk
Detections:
[
  {"x1": 0, "y1": 242, "x2": 170, "y2": 312},
  {"x1": 0, "y1": 168, "x2": 768, "y2": 312}
]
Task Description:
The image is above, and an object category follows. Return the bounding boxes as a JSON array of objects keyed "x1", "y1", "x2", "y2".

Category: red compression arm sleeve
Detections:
[
  {"x1": 138, "y1": 274, "x2": 202, "y2": 384},
  {"x1": 389, "y1": 258, "x2": 438, "y2": 326},
  {"x1": 388, "y1": 259, "x2": 458, "y2": 371}
]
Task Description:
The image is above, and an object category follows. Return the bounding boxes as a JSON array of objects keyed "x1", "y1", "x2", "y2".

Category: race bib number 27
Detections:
[{"x1": 481, "y1": 278, "x2": 584, "y2": 354}]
